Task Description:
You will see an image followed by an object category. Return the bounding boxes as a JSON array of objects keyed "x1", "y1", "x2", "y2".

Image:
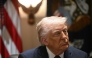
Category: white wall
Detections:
[{"x1": 19, "y1": 0, "x2": 47, "y2": 51}]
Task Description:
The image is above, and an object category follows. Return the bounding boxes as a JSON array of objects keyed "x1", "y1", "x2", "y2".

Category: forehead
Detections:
[
  {"x1": 52, "y1": 24, "x2": 67, "y2": 30},
  {"x1": 48, "y1": 23, "x2": 67, "y2": 30}
]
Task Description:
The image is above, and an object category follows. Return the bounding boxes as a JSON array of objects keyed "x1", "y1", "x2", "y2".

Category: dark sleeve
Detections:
[{"x1": 18, "y1": 54, "x2": 25, "y2": 58}]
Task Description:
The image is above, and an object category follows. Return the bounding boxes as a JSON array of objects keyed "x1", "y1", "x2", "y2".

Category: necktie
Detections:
[{"x1": 54, "y1": 55, "x2": 61, "y2": 58}]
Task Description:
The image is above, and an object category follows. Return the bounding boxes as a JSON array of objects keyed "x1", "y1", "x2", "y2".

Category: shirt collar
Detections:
[{"x1": 46, "y1": 46, "x2": 64, "y2": 58}]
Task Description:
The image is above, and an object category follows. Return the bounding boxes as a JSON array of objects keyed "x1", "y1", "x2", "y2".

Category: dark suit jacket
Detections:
[{"x1": 18, "y1": 46, "x2": 88, "y2": 58}]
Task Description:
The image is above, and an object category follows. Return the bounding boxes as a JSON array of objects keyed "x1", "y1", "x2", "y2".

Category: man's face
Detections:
[{"x1": 46, "y1": 24, "x2": 69, "y2": 53}]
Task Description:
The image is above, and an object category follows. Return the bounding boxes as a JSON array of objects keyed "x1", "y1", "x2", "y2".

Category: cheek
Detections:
[
  {"x1": 52, "y1": 37, "x2": 61, "y2": 46},
  {"x1": 47, "y1": 33, "x2": 61, "y2": 46},
  {"x1": 48, "y1": 37, "x2": 60, "y2": 46},
  {"x1": 52, "y1": 36, "x2": 61, "y2": 41}
]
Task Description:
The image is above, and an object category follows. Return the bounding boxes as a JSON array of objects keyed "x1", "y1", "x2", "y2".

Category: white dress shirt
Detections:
[{"x1": 46, "y1": 47, "x2": 64, "y2": 58}]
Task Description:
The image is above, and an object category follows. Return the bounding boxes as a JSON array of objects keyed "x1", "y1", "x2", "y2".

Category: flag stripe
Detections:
[
  {"x1": 0, "y1": 36, "x2": 9, "y2": 58},
  {"x1": 0, "y1": 0, "x2": 22, "y2": 58},
  {"x1": 3, "y1": 7, "x2": 22, "y2": 53},
  {"x1": 0, "y1": 54, "x2": 2, "y2": 58},
  {"x1": 0, "y1": 33, "x2": 1, "y2": 57},
  {"x1": 2, "y1": 26, "x2": 19, "y2": 55},
  {"x1": 11, "y1": 0, "x2": 19, "y2": 13},
  {"x1": 4, "y1": 0, "x2": 21, "y2": 36}
]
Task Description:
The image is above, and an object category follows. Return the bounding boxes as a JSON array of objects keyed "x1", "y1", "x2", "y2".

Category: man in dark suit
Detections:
[{"x1": 18, "y1": 16, "x2": 88, "y2": 58}]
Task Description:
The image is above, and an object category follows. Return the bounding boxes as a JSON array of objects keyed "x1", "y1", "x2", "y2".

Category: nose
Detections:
[
  {"x1": 61, "y1": 31, "x2": 68, "y2": 42},
  {"x1": 61, "y1": 32, "x2": 66, "y2": 38}
]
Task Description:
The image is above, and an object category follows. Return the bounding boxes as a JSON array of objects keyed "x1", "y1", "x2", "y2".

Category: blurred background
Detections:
[{"x1": 0, "y1": 0, "x2": 92, "y2": 58}]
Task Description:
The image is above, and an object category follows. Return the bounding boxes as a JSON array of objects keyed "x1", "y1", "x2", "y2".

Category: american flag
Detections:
[{"x1": 0, "y1": 0, "x2": 22, "y2": 58}]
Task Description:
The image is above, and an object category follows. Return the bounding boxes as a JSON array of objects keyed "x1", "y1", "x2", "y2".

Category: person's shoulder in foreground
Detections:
[
  {"x1": 18, "y1": 46, "x2": 88, "y2": 58},
  {"x1": 18, "y1": 16, "x2": 88, "y2": 58},
  {"x1": 65, "y1": 46, "x2": 88, "y2": 58}
]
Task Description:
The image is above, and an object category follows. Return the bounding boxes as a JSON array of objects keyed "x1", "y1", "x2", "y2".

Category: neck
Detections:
[
  {"x1": 52, "y1": 49, "x2": 64, "y2": 55},
  {"x1": 47, "y1": 47, "x2": 64, "y2": 55}
]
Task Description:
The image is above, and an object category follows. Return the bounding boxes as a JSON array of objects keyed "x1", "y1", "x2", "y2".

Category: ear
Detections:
[{"x1": 41, "y1": 37, "x2": 48, "y2": 45}]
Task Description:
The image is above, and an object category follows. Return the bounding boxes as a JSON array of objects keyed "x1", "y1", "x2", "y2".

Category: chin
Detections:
[{"x1": 64, "y1": 45, "x2": 69, "y2": 49}]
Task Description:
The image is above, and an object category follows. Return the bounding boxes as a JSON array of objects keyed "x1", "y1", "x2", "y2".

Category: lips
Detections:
[{"x1": 60, "y1": 40, "x2": 69, "y2": 47}]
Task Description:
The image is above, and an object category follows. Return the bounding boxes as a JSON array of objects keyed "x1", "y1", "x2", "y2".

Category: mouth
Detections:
[
  {"x1": 62, "y1": 43, "x2": 69, "y2": 46},
  {"x1": 60, "y1": 41, "x2": 69, "y2": 47}
]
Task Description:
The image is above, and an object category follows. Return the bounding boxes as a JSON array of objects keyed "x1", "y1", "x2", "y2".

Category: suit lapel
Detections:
[
  {"x1": 37, "y1": 45, "x2": 49, "y2": 58},
  {"x1": 64, "y1": 49, "x2": 72, "y2": 58},
  {"x1": 36, "y1": 46, "x2": 77, "y2": 58},
  {"x1": 64, "y1": 46, "x2": 76, "y2": 58}
]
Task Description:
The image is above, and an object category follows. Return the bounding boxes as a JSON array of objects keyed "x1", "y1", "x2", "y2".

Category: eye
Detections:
[
  {"x1": 53, "y1": 31, "x2": 61, "y2": 36},
  {"x1": 63, "y1": 29, "x2": 68, "y2": 35}
]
